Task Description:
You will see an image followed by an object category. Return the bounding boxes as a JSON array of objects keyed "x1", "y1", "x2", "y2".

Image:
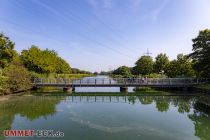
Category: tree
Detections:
[
  {"x1": 133, "y1": 55, "x2": 153, "y2": 76},
  {"x1": 165, "y1": 60, "x2": 179, "y2": 78},
  {"x1": 153, "y1": 53, "x2": 169, "y2": 73},
  {"x1": 112, "y1": 66, "x2": 132, "y2": 78},
  {"x1": 21, "y1": 46, "x2": 71, "y2": 74},
  {"x1": 189, "y1": 29, "x2": 210, "y2": 77},
  {"x1": 56, "y1": 57, "x2": 71, "y2": 74},
  {"x1": 0, "y1": 33, "x2": 17, "y2": 68},
  {"x1": 165, "y1": 54, "x2": 194, "y2": 78}
]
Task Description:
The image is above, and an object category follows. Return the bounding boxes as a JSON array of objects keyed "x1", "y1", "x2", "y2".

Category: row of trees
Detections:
[
  {"x1": 113, "y1": 53, "x2": 194, "y2": 78},
  {"x1": 0, "y1": 33, "x2": 89, "y2": 94},
  {"x1": 112, "y1": 29, "x2": 210, "y2": 78},
  {"x1": 0, "y1": 33, "x2": 32, "y2": 94}
]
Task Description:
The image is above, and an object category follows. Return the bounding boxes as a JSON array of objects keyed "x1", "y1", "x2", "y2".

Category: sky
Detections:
[{"x1": 0, "y1": 0, "x2": 210, "y2": 72}]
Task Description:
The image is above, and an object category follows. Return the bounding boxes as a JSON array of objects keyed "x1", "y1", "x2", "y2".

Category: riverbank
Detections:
[
  {"x1": 0, "y1": 92, "x2": 30, "y2": 101},
  {"x1": 194, "y1": 83, "x2": 210, "y2": 94}
]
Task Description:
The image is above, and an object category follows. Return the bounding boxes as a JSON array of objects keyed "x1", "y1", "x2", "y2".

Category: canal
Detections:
[{"x1": 0, "y1": 93, "x2": 210, "y2": 140}]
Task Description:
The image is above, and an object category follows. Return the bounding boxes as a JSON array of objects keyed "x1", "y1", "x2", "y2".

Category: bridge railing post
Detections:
[
  {"x1": 124, "y1": 78, "x2": 126, "y2": 86},
  {"x1": 95, "y1": 79, "x2": 96, "y2": 86}
]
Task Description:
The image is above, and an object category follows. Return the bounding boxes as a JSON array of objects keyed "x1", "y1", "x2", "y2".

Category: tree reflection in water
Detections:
[
  {"x1": 0, "y1": 96, "x2": 63, "y2": 132},
  {"x1": 0, "y1": 95, "x2": 209, "y2": 140},
  {"x1": 188, "y1": 101, "x2": 210, "y2": 140}
]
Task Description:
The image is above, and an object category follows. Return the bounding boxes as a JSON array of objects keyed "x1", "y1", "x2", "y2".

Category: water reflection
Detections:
[
  {"x1": 0, "y1": 95, "x2": 209, "y2": 140},
  {"x1": 188, "y1": 101, "x2": 210, "y2": 140},
  {"x1": 0, "y1": 96, "x2": 63, "y2": 132}
]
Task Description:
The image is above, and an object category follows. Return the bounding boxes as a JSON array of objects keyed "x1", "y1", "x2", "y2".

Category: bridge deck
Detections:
[{"x1": 32, "y1": 78, "x2": 210, "y2": 88}]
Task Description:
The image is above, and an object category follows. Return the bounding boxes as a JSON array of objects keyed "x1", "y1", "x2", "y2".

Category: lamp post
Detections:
[{"x1": 159, "y1": 70, "x2": 164, "y2": 78}]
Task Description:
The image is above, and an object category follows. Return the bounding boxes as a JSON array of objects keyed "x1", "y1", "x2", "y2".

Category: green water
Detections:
[{"x1": 0, "y1": 94, "x2": 210, "y2": 140}]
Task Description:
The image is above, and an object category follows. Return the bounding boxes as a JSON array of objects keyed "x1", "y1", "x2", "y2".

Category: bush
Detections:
[
  {"x1": 0, "y1": 75, "x2": 9, "y2": 94},
  {"x1": 3, "y1": 64, "x2": 32, "y2": 93}
]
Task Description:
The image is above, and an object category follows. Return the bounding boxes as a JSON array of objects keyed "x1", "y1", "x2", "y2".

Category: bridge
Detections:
[{"x1": 32, "y1": 78, "x2": 210, "y2": 92}]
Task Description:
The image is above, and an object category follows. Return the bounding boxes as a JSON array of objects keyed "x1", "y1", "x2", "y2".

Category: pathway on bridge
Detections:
[{"x1": 32, "y1": 78, "x2": 210, "y2": 92}]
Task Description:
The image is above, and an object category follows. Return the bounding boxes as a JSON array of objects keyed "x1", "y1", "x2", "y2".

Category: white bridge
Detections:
[{"x1": 32, "y1": 78, "x2": 210, "y2": 92}]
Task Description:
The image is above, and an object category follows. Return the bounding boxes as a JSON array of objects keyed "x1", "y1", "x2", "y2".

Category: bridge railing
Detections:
[{"x1": 32, "y1": 78, "x2": 210, "y2": 86}]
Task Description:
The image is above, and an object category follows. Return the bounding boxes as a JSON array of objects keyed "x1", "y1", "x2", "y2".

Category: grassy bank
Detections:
[{"x1": 55, "y1": 74, "x2": 93, "y2": 79}]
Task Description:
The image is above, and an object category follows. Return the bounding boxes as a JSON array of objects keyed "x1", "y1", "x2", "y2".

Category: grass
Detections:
[
  {"x1": 133, "y1": 87, "x2": 158, "y2": 92},
  {"x1": 34, "y1": 87, "x2": 63, "y2": 93},
  {"x1": 55, "y1": 74, "x2": 93, "y2": 79}
]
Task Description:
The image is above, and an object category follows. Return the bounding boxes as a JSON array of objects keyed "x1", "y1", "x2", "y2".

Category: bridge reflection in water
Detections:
[{"x1": 65, "y1": 96, "x2": 128, "y2": 103}]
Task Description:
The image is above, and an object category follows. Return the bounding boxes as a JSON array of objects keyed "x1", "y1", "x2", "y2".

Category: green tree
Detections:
[
  {"x1": 165, "y1": 60, "x2": 179, "y2": 78},
  {"x1": 166, "y1": 54, "x2": 194, "y2": 77},
  {"x1": 0, "y1": 33, "x2": 17, "y2": 68},
  {"x1": 71, "y1": 68, "x2": 80, "y2": 74},
  {"x1": 189, "y1": 29, "x2": 210, "y2": 77},
  {"x1": 133, "y1": 55, "x2": 153, "y2": 76},
  {"x1": 153, "y1": 53, "x2": 169, "y2": 73},
  {"x1": 21, "y1": 46, "x2": 71, "y2": 74},
  {"x1": 56, "y1": 57, "x2": 71, "y2": 74},
  {"x1": 113, "y1": 66, "x2": 132, "y2": 78}
]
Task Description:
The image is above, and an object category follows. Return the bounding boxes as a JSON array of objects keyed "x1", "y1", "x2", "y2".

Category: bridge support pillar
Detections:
[
  {"x1": 120, "y1": 87, "x2": 128, "y2": 92},
  {"x1": 32, "y1": 86, "x2": 39, "y2": 91},
  {"x1": 72, "y1": 87, "x2": 75, "y2": 92},
  {"x1": 63, "y1": 87, "x2": 75, "y2": 93}
]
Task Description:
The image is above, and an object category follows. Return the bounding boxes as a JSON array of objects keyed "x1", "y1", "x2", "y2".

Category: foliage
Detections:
[
  {"x1": 55, "y1": 73, "x2": 92, "y2": 79},
  {"x1": 165, "y1": 54, "x2": 195, "y2": 78},
  {"x1": 133, "y1": 55, "x2": 153, "y2": 76},
  {"x1": 145, "y1": 73, "x2": 163, "y2": 78},
  {"x1": 29, "y1": 71, "x2": 44, "y2": 80},
  {"x1": 0, "y1": 33, "x2": 17, "y2": 68},
  {"x1": 155, "y1": 97, "x2": 169, "y2": 112},
  {"x1": 71, "y1": 68, "x2": 92, "y2": 74},
  {"x1": 194, "y1": 83, "x2": 210, "y2": 90},
  {"x1": 3, "y1": 61, "x2": 31, "y2": 93},
  {"x1": 0, "y1": 72, "x2": 9, "y2": 94},
  {"x1": 188, "y1": 102, "x2": 210, "y2": 140},
  {"x1": 153, "y1": 53, "x2": 169, "y2": 73},
  {"x1": 165, "y1": 60, "x2": 179, "y2": 78},
  {"x1": 0, "y1": 96, "x2": 62, "y2": 134},
  {"x1": 112, "y1": 66, "x2": 132, "y2": 78},
  {"x1": 99, "y1": 71, "x2": 111, "y2": 75},
  {"x1": 21, "y1": 46, "x2": 71, "y2": 74},
  {"x1": 189, "y1": 29, "x2": 210, "y2": 77}
]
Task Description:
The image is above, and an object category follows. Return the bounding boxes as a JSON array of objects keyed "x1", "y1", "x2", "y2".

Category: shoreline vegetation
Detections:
[
  {"x1": 1, "y1": 29, "x2": 210, "y2": 95},
  {"x1": 0, "y1": 33, "x2": 93, "y2": 95}
]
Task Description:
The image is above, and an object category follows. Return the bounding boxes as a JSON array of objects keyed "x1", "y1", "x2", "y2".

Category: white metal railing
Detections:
[{"x1": 32, "y1": 78, "x2": 210, "y2": 86}]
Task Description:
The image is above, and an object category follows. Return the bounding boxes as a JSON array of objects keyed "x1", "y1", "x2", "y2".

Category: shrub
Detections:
[
  {"x1": 3, "y1": 64, "x2": 32, "y2": 93},
  {"x1": 0, "y1": 75, "x2": 9, "y2": 94}
]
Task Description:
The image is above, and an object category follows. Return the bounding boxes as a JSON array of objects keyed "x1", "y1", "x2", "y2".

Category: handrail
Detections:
[{"x1": 32, "y1": 78, "x2": 210, "y2": 85}]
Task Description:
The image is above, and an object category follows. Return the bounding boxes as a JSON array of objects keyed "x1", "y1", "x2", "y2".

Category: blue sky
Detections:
[{"x1": 0, "y1": 0, "x2": 210, "y2": 72}]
